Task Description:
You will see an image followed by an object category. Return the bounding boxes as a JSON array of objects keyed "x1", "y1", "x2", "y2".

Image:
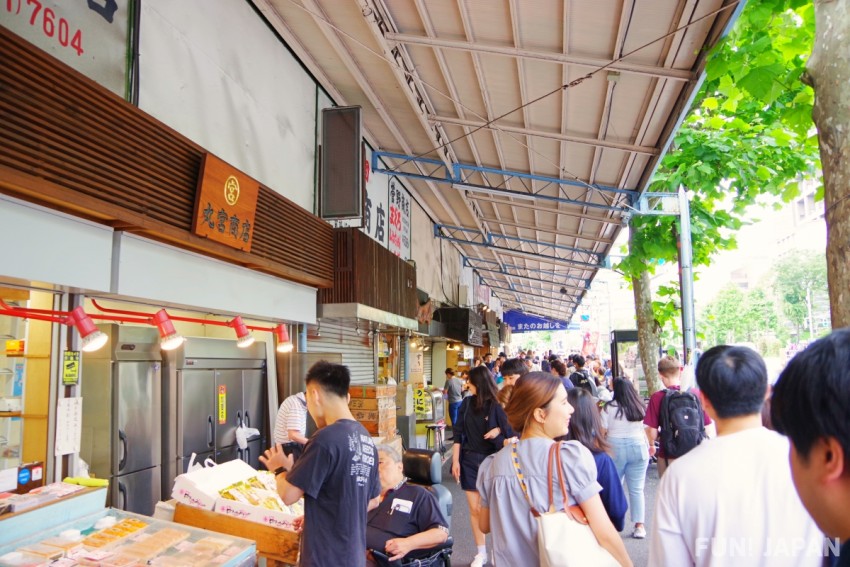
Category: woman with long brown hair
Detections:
[
  {"x1": 476, "y1": 372, "x2": 632, "y2": 566},
  {"x1": 451, "y1": 365, "x2": 513, "y2": 567}
]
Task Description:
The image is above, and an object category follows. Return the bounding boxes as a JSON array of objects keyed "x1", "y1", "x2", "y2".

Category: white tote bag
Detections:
[{"x1": 512, "y1": 442, "x2": 620, "y2": 567}]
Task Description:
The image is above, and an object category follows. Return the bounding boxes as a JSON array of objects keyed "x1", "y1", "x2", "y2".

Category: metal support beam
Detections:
[
  {"x1": 485, "y1": 283, "x2": 578, "y2": 305},
  {"x1": 384, "y1": 33, "x2": 695, "y2": 81},
  {"x1": 470, "y1": 195, "x2": 616, "y2": 224},
  {"x1": 478, "y1": 216, "x2": 614, "y2": 244},
  {"x1": 431, "y1": 115, "x2": 659, "y2": 156},
  {"x1": 678, "y1": 187, "x2": 696, "y2": 365},
  {"x1": 463, "y1": 257, "x2": 589, "y2": 285},
  {"x1": 435, "y1": 224, "x2": 601, "y2": 269},
  {"x1": 372, "y1": 151, "x2": 636, "y2": 200},
  {"x1": 470, "y1": 266, "x2": 586, "y2": 292}
]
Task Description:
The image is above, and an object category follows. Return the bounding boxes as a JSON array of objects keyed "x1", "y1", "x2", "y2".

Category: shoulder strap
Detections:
[
  {"x1": 550, "y1": 442, "x2": 591, "y2": 524},
  {"x1": 511, "y1": 443, "x2": 540, "y2": 517}
]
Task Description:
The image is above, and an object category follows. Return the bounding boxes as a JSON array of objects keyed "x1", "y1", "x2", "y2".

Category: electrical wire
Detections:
[{"x1": 282, "y1": 0, "x2": 739, "y2": 200}]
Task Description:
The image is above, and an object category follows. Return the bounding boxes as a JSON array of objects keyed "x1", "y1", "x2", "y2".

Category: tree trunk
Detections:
[
  {"x1": 630, "y1": 226, "x2": 662, "y2": 395},
  {"x1": 808, "y1": 0, "x2": 850, "y2": 329}
]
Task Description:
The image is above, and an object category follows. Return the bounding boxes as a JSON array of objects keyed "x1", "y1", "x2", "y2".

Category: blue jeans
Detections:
[
  {"x1": 448, "y1": 401, "x2": 462, "y2": 428},
  {"x1": 609, "y1": 436, "x2": 650, "y2": 524}
]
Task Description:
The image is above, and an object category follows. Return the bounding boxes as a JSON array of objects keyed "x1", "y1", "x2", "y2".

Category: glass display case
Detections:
[
  {"x1": 0, "y1": 488, "x2": 256, "y2": 566},
  {"x1": 0, "y1": 314, "x2": 25, "y2": 472}
]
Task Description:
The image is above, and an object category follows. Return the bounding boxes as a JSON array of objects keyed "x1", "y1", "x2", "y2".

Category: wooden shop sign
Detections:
[{"x1": 193, "y1": 153, "x2": 260, "y2": 252}]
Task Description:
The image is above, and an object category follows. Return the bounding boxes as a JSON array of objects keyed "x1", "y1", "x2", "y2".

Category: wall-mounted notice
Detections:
[{"x1": 55, "y1": 397, "x2": 83, "y2": 456}]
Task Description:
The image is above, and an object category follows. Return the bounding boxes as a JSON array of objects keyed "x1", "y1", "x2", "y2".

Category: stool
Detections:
[{"x1": 425, "y1": 423, "x2": 446, "y2": 454}]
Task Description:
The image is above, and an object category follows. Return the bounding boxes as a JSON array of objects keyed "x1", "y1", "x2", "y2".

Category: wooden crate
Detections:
[{"x1": 173, "y1": 503, "x2": 299, "y2": 566}]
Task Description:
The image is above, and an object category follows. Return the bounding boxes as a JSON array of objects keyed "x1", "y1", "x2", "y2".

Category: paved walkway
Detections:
[{"x1": 441, "y1": 441, "x2": 659, "y2": 567}]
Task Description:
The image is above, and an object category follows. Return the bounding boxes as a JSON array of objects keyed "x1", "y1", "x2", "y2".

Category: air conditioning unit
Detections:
[{"x1": 433, "y1": 308, "x2": 483, "y2": 347}]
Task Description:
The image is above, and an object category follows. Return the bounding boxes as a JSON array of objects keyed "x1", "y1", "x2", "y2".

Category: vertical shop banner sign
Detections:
[
  {"x1": 3, "y1": 0, "x2": 129, "y2": 97},
  {"x1": 63, "y1": 351, "x2": 81, "y2": 386},
  {"x1": 388, "y1": 176, "x2": 411, "y2": 259},
  {"x1": 217, "y1": 385, "x2": 227, "y2": 424},
  {"x1": 409, "y1": 351, "x2": 424, "y2": 375},
  {"x1": 362, "y1": 148, "x2": 389, "y2": 247}
]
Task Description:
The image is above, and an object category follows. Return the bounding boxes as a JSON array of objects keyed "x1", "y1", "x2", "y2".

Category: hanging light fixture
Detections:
[
  {"x1": 67, "y1": 306, "x2": 109, "y2": 352},
  {"x1": 230, "y1": 316, "x2": 255, "y2": 348},
  {"x1": 152, "y1": 309, "x2": 186, "y2": 351},
  {"x1": 274, "y1": 323, "x2": 293, "y2": 353}
]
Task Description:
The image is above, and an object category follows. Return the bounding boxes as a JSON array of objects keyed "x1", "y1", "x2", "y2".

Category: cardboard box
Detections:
[
  {"x1": 349, "y1": 396, "x2": 395, "y2": 411},
  {"x1": 360, "y1": 417, "x2": 396, "y2": 437},
  {"x1": 349, "y1": 384, "x2": 396, "y2": 399},
  {"x1": 351, "y1": 408, "x2": 396, "y2": 422},
  {"x1": 396, "y1": 383, "x2": 415, "y2": 416}
]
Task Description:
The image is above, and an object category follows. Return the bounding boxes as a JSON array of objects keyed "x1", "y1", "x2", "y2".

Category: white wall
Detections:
[
  {"x1": 138, "y1": 0, "x2": 317, "y2": 211},
  {"x1": 409, "y1": 202, "x2": 463, "y2": 305},
  {"x1": 112, "y1": 234, "x2": 317, "y2": 323},
  {"x1": 0, "y1": 196, "x2": 113, "y2": 293}
]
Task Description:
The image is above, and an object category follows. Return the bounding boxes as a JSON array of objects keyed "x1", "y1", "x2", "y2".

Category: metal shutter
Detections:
[
  {"x1": 423, "y1": 347, "x2": 432, "y2": 385},
  {"x1": 307, "y1": 320, "x2": 375, "y2": 384}
]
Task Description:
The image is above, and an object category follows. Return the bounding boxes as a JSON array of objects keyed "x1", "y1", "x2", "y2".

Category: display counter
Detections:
[{"x1": 0, "y1": 486, "x2": 255, "y2": 567}]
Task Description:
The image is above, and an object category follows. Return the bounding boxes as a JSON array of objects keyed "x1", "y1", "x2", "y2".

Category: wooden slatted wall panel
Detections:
[
  {"x1": 0, "y1": 26, "x2": 332, "y2": 289},
  {"x1": 319, "y1": 229, "x2": 417, "y2": 320}
]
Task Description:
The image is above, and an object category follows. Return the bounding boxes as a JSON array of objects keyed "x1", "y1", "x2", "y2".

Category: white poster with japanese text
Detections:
[
  {"x1": 388, "y1": 176, "x2": 411, "y2": 260},
  {"x1": 3, "y1": 0, "x2": 129, "y2": 97}
]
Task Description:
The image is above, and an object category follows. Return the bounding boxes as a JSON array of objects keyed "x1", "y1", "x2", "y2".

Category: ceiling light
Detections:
[
  {"x1": 68, "y1": 306, "x2": 108, "y2": 352},
  {"x1": 274, "y1": 324, "x2": 294, "y2": 353},
  {"x1": 230, "y1": 316, "x2": 255, "y2": 348},
  {"x1": 452, "y1": 183, "x2": 538, "y2": 202},
  {"x1": 153, "y1": 309, "x2": 185, "y2": 351}
]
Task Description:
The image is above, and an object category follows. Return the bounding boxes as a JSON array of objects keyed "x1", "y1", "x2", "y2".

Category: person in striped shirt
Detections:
[{"x1": 274, "y1": 391, "x2": 308, "y2": 462}]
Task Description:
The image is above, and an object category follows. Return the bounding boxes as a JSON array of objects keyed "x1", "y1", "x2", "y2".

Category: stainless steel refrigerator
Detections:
[
  {"x1": 80, "y1": 325, "x2": 162, "y2": 516},
  {"x1": 162, "y1": 337, "x2": 267, "y2": 494}
]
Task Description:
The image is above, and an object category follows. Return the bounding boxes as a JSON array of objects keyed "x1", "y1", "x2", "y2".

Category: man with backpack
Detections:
[
  {"x1": 568, "y1": 354, "x2": 599, "y2": 397},
  {"x1": 644, "y1": 355, "x2": 711, "y2": 477},
  {"x1": 649, "y1": 346, "x2": 823, "y2": 567}
]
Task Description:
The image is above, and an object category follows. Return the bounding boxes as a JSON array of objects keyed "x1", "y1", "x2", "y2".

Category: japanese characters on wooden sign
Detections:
[{"x1": 192, "y1": 153, "x2": 260, "y2": 252}]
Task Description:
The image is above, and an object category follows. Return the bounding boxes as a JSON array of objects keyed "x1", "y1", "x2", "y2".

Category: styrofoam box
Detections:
[{"x1": 214, "y1": 498, "x2": 300, "y2": 531}]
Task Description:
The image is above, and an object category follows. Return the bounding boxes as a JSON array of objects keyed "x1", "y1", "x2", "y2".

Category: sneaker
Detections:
[
  {"x1": 470, "y1": 553, "x2": 488, "y2": 567},
  {"x1": 633, "y1": 526, "x2": 647, "y2": 539}
]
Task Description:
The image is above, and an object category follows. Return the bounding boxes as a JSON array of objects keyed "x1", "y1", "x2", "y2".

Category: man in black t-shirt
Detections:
[
  {"x1": 261, "y1": 362, "x2": 381, "y2": 567},
  {"x1": 367, "y1": 445, "x2": 448, "y2": 565}
]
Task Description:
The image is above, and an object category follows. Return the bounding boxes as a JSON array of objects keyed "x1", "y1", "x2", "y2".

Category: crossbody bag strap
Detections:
[{"x1": 510, "y1": 443, "x2": 541, "y2": 517}]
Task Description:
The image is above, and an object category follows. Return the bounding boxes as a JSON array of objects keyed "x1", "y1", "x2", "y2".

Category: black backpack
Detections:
[{"x1": 659, "y1": 389, "x2": 708, "y2": 458}]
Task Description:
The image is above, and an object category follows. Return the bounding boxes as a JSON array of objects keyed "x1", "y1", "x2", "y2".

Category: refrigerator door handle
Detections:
[
  {"x1": 244, "y1": 411, "x2": 250, "y2": 428},
  {"x1": 237, "y1": 410, "x2": 242, "y2": 428},
  {"x1": 207, "y1": 416, "x2": 214, "y2": 448},
  {"x1": 118, "y1": 480, "x2": 127, "y2": 511},
  {"x1": 237, "y1": 448, "x2": 243, "y2": 462},
  {"x1": 245, "y1": 446, "x2": 250, "y2": 464},
  {"x1": 118, "y1": 430, "x2": 128, "y2": 472}
]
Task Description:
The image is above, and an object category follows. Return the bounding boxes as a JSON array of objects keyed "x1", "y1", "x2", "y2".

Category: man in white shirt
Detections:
[
  {"x1": 649, "y1": 345, "x2": 824, "y2": 567},
  {"x1": 274, "y1": 391, "x2": 308, "y2": 461}
]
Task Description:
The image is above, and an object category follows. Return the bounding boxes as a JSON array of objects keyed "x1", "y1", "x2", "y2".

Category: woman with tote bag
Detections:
[{"x1": 476, "y1": 371, "x2": 633, "y2": 567}]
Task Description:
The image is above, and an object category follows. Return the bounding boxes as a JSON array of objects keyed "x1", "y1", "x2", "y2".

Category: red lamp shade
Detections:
[
  {"x1": 68, "y1": 306, "x2": 108, "y2": 352},
  {"x1": 153, "y1": 309, "x2": 185, "y2": 351},
  {"x1": 274, "y1": 324, "x2": 293, "y2": 353},
  {"x1": 231, "y1": 316, "x2": 255, "y2": 348}
]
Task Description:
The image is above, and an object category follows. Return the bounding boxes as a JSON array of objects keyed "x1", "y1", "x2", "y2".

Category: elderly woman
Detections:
[{"x1": 366, "y1": 445, "x2": 449, "y2": 566}]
